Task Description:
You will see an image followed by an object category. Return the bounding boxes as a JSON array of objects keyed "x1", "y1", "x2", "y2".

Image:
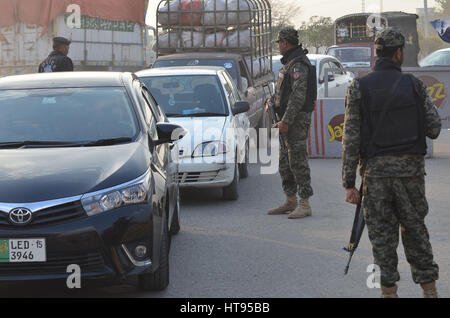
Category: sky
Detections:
[{"x1": 146, "y1": 0, "x2": 439, "y2": 26}]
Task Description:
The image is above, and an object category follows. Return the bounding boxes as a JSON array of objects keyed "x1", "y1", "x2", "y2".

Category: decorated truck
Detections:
[
  {"x1": 151, "y1": 0, "x2": 274, "y2": 131},
  {"x1": 0, "y1": 0, "x2": 154, "y2": 77},
  {"x1": 326, "y1": 11, "x2": 419, "y2": 77}
]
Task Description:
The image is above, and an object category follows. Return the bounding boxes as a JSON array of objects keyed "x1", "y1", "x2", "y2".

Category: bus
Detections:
[{"x1": 326, "y1": 12, "x2": 419, "y2": 76}]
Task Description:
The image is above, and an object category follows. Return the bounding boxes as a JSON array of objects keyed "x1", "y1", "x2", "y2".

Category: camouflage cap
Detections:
[
  {"x1": 275, "y1": 27, "x2": 299, "y2": 45},
  {"x1": 374, "y1": 28, "x2": 405, "y2": 50},
  {"x1": 53, "y1": 37, "x2": 71, "y2": 45}
]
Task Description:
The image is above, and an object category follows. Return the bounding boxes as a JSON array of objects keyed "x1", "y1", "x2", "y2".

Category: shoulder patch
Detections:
[{"x1": 291, "y1": 62, "x2": 306, "y2": 80}]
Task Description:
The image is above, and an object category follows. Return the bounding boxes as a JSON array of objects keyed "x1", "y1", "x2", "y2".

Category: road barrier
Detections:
[{"x1": 308, "y1": 99, "x2": 434, "y2": 158}]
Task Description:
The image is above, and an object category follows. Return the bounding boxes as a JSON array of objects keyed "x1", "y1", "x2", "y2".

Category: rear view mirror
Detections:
[
  {"x1": 232, "y1": 101, "x2": 250, "y2": 115},
  {"x1": 163, "y1": 82, "x2": 180, "y2": 89},
  {"x1": 154, "y1": 123, "x2": 187, "y2": 146}
]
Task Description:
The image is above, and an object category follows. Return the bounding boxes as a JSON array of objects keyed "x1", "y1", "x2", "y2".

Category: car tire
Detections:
[
  {"x1": 223, "y1": 161, "x2": 239, "y2": 201},
  {"x1": 239, "y1": 140, "x2": 249, "y2": 179},
  {"x1": 170, "y1": 192, "x2": 181, "y2": 236},
  {"x1": 138, "y1": 218, "x2": 170, "y2": 291}
]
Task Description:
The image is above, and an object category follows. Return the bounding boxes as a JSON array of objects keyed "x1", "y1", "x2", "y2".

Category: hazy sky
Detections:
[{"x1": 146, "y1": 0, "x2": 439, "y2": 26}]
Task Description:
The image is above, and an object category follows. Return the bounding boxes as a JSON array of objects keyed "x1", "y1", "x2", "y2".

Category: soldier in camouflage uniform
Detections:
[
  {"x1": 342, "y1": 28, "x2": 442, "y2": 298},
  {"x1": 267, "y1": 28, "x2": 317, "y2": 219}
]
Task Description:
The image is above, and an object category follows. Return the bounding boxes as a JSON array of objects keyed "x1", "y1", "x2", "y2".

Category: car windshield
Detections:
[
  {"x1": 140, "y1": 75, "x2": 228, "y2": 117},
  {"x1": 153, "y1": 59, "x2": 238, "y2": 84},
  {"x1": 328, "y1": 47, "x2": 372, "y2": 63},
  {"x1": 420, "y1": 51, "x2": 450, "y2": 67},
  {"x1": 0, "y1": 87, "x2": 138, "y2": 144}
]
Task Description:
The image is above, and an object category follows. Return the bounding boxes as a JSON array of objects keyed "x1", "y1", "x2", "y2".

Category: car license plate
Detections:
[{"x1": 0, "y1": 239, "x2": 46, "y2": 262}]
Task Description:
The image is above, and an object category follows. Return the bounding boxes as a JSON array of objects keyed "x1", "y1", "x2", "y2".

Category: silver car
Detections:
[
  {"x1": 272, "y1": 54, "x2": 354, "y2": 98},
  {"x1": 136, "y1": 66, "x2": 251, "y2": 201}
]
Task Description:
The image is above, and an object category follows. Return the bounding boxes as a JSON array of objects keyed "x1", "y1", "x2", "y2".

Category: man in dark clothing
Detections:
[
  {"x1": 267, "y1": 27, "x2": 317, "y2": 219},
  {"x1": 38, "y1": 37, "x2": 74, "y2": 73},
  {"x1": 342, "y1": 28, "x2": 441, "y2": 298}
]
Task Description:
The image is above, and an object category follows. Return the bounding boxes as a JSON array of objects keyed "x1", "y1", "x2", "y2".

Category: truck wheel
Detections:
[
  {"x1": 138, "y1": 218, "x2": 170, "y2": 291},
  {"x1": 223, "y1": 162, "x2": 239, "y2": 201},
  {"x1": 239, "y1": 140, "x2": 249, "y2": 179}
]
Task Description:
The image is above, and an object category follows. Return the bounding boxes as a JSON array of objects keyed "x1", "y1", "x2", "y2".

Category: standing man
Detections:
[
  {"x1": 38, "y1": 37, "x2": 73, "y2": 73},
  {"x1": 342, "y1": 28, "x2": 441, "y2": 298},
  {"x1": 267, "y1": 27, "x2": 317, "y2": 219}
]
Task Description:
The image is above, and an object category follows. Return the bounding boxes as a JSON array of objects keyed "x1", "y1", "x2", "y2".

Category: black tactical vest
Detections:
[
  {"x1": 275, "y1": 47, "x2": 317, "y2": 117},
  {"x1": 358, "y1": 59, "x2": 426, "y2": 159},
  {"x1": 38, "y1": 51, "x2": 74, "y2": 73}
]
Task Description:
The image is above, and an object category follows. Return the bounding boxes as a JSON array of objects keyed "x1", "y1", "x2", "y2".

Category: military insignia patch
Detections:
[{"x1": 293, "y1": 72, "x2": 301, "y2": 80}]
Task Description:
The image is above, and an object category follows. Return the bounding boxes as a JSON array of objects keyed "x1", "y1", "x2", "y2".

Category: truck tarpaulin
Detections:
[{"x1": 0, "y1": 0, "x2": 146, "y2": 36}]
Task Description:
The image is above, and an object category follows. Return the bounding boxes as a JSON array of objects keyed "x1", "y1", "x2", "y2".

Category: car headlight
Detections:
[
  {"x1": 81, "y1": 169, "x2": 151, "y2": 216},
  {"x1": 192, "y1": 141, "x2": 227, "y2": 157}
]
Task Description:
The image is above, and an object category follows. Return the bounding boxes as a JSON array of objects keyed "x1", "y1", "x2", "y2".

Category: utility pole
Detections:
[
  {"x1": 362, "y1": 0, "x2": 365, "y2": 13},
  {"x1": 379, "y1": 0, "x2": 383, "y2": 13},
  {"x1": 424, "y1": 0, "x2": 430, "y2": 37}
]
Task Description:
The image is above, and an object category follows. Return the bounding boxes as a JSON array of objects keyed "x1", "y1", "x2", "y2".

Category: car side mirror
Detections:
[
  {"x1": 154, "y1": 123, "x2": 187, "y2": 146},
  {"x1": 232, "y1": 101, "x2": 250, "y2": 115},
  {"x1": 328, "y1": 74, "x2": 335, "y2": 82}
]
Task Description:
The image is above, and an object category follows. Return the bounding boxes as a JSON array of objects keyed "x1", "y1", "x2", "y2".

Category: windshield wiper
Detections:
[
  {"x1": 0, "y1": 141, "x2": 83, "y2": 149},
  {"x1": 0, "y1": 138, "x2": 134, "y2": 149},
  {"x1": 82, "y1": 137, "x2": 133, "y2": 147}
]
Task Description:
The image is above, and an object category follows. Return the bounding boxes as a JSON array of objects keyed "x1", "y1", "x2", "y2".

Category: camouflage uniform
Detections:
[
  {"x1": 342, "y1": 29, "x2": 441, "y2": 287},
  {"x1": 274, "y1": 28, "x2": 314, "y2": 200},
  {"x1": 278, "y1": 62, "x2": 313, "y2": 199}
]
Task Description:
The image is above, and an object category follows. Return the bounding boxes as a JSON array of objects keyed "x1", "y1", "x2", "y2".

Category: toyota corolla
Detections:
[{"x1": 0, "y1": 72, "x2": 185, "y2": 291}]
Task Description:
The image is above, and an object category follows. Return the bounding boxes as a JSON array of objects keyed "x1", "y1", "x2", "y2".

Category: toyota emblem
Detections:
[{"x1": 9, "y1": 208, "x2": 33, "y2": 226}]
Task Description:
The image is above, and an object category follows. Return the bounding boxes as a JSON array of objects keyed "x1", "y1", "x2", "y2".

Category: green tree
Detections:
[{"x1": 298, "y1": 16, "x2": 334, "y2": 54}]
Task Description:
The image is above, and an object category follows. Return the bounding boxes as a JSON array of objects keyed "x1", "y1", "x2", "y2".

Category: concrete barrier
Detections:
[{"x1": 308, "y1": 99, "x2": 434, "y2": 158}]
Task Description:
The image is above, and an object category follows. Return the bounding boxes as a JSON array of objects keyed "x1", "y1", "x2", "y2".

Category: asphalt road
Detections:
[{"x1": 2, "y1": 130, "x2": 450, "y2": 298}]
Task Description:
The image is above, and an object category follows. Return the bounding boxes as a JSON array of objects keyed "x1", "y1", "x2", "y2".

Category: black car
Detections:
[{"x1": 0, "y1": 72, "x2": 185, "y2": 291}]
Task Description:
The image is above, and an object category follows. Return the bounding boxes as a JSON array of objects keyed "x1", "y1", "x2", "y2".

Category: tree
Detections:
[
  {"x1": 436, "y1": 0, "x2": 450, "y2": 16},
  {"x1": 269, "y1": 0, "x2": 301, "y2": 28},
  {"x1": 417, "y1": 1, "x2": 450, "y2": 60},
  {"x1": 268, "y1": 0, "x2": 301, "y2": 53},
  {"x1": 298, "y1": 16, "x2": 334, "y2": 54}
]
